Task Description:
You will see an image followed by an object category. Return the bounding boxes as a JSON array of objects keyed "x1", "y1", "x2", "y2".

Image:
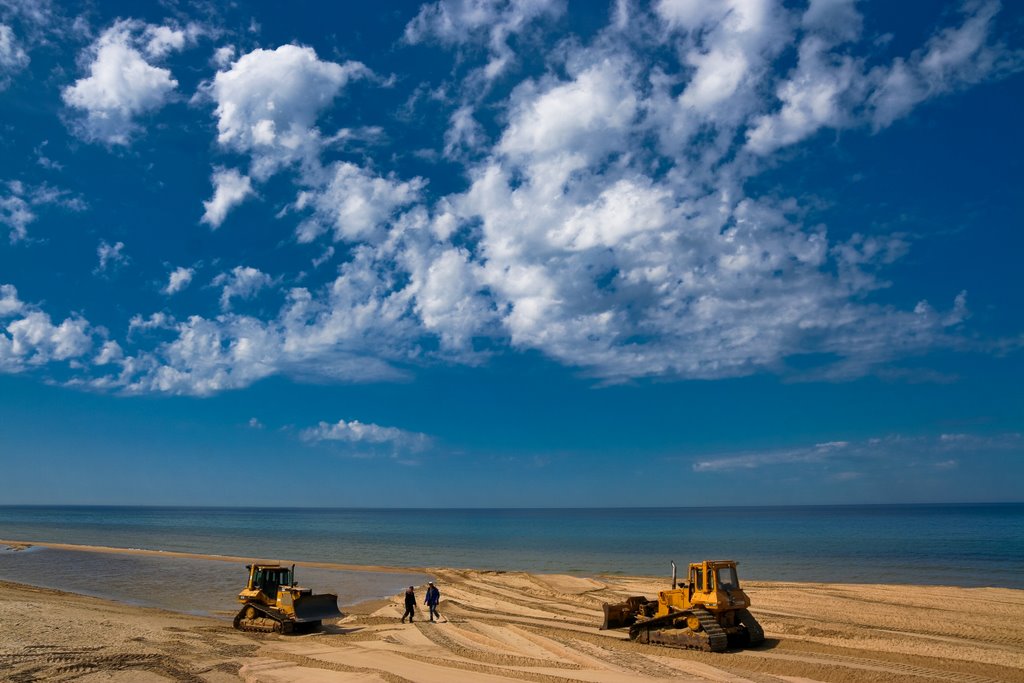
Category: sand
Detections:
[{"x1": 2, "y1": 551, "x2": 1023, "y2": 683}]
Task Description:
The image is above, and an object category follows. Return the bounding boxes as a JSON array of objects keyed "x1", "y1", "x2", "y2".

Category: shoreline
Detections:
[
  {"x1": 0, "y1": 537, "x2": 428, "y2": 575},
  {"x1": 4, "y1": 537, "x2": 1014, "y2": 590}
]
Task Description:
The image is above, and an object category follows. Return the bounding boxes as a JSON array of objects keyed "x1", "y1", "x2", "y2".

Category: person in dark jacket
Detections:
[
  {"x1": 424, "y1": 581, "x2": 440, "y2": 622},
  {"x1": 401, "y1": 586, "x2": 416, "y2": 623}
]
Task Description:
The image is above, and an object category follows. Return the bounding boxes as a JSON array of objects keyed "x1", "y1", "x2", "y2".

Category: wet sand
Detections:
[
  {"x1": 0, "y1": 539, "x2": 426, "y2": 574},
  {"x1": 2, "y1": 547, "x2": 1023, "y2": 682}
]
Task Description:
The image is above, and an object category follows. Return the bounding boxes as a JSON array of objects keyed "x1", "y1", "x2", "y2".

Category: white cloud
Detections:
[
  {"x1": 163, "y1": 267, "x2": 194, "y2": 295},
  {"x1": 95, "y1": 240, "x2": 127, "y2": 274},
  {"x1": 802, "y1": 0, "x2": 862, "y2": 42},
  {"x1": 444, "y1": 104, "x2": 486, "y2": 158},
  {"x1": 0, "y1": 186, "x2": 33, "y2": 242},
  {"x1": 748, "y1": 0, "x2": 1018, "y2": 152},
  {"x1": 312, "y1": 246, "x2": 334, "y2": 269},
  {"x1": 212, "y1": 45, "x2": 235, "y2": 69},
  {"x1": 7, "y1": 312, "x2": 91, "y2": 361},
  {"x1": 1, "y1": 180, "x2": 86, "y2": 242},
  {"x1": 201, "y1": 167, "x2": 254, "y2": 228},
  {"x1": 128, "y1": 311, "x2": 175, "y2": 334},
  {"x1": 0, "y1": 23, "x2": 30, "y2": 87},
  {"x1": 142, "y1": 22, "x2": 201, "y2": 59},
  {"x1": 691, "y1": 433, "x2": 1022, "y2": 473},
  {"x1": 868, "y1": 1, "x2": 1010, "y2": 129},
  {"x1": 404, "y1": 0, "x2": 565, "y2": 81},
  {"x1": 94, "y1": 340, "x2": 123, "y2": 365},
  {"x1": 405, "y1": 243, "x2": 494, "y2": 352},
  {"x1": 60, "y1": 1, "x2": 1018, "y2": 397},
  {"x1": 497, "y1": 57, "x2": 638, "y2": 183},
  {"x1": 208, "y1": 44, "x2": 371, "y2": 180},
  {"x1": 657, "y1": 0, "x2": 790, "y2": 125},
  {"x1": 746, "y1": 36, "x2": 863, "y2": 154},
  {"x1": 0, "y1": 285, "x2": 95, "y2": 374},
  {"x1": 0, "y1": 284, "x2": 24, "y2": 316},
  {"x1": 294, "y1": 162, "x2": 425, "y2": 243},
  {"x1": 62, "y1": 20, "x2": 184, "y2": 145},
  {"x1": 213, "y1": 266, "x2": 273, "y2": 311},
  {"x1": 300, "y1": 418, "x2": 431, "y2": 451},
  {"x1": 118, "y1": 309, "x2": 410, "y2": 396},
  {"x1": 125, "y1": 314, "x2": 281, "y2": 395}
]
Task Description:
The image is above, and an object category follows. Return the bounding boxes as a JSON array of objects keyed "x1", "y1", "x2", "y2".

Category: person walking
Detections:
[
  {"x1": 401, "y1": 586, "x2": 416, "y2": 623},
  {"x1": 424, "y1": 581, "x2": 440, "y2": 622}
]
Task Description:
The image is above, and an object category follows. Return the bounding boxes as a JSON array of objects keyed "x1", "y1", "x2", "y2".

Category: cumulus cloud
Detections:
[
  {"x1": 163, "y1": 266, "x2": 194, "y2": 295},
  {"x1": 94, "y1": 340, "x2": 123, "y2": 365},
  {"x1": 0, "y1": 284, "x2": 24, "y2": 316},
  {"x1": 0, "y1": 284, "x2": 94, "y2": 373},
  {"x1": 0, "y1": 185, "x2": 33, "y2": 242},
  {"x1": 0, "y1": 23, "x2": 29, "y2": 87},
  {"x1": 301, "y1": 418, "x2": 431, "y2": 451},
  {"x1": 62, "y1": 19, "x2": 188, "y2": 145},
  {"x1": 94, "y1": 240, "x2": 128, "y2": 274},
  {"x1": 128, "y1": 311, "x2": 175, "y2": 334},
  {"x1": 208, "y1": 44, "x2": 371, "y2": 179},
  {"x1": 294, "y1": 162, "x2": 425, "y2": 243},
  {"x1": 213, "y1": 266, "x2": 273, "y2": 310},
  {"x1": 141, "y1": 22, "x2": 202, "y2": 59},
  {"x1": 122, "y1": 314, "x2": 281, "y2": 395},
  {"x1": 748, "y1": 0, "x2": 1018, "y2": 153},
  {"x1": 746, "y1": 36, "x2": 863, "y2": 154},
  {"x1": 212, "y1": 45, "x2": 235, "y2": 68},
  {"x1": 53, "y1": 1, "x2": 1019, "y2": 397},
  {"x1": 201, "y1": 167, "x2": 254, "y2": 228}
]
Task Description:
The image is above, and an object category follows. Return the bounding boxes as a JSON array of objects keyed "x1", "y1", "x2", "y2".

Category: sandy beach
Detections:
[{"x1": 2, "y1": 545, "x2": 1023, "y2": 683}]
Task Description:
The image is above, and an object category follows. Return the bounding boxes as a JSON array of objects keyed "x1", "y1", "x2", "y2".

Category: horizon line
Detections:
[{"x1": 1, "y1": 501, "x2": 1021, "y2": 510}]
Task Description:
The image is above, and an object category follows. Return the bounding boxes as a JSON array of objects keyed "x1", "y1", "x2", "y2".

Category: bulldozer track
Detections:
[
  {"x1": 260, "y1": 651, "x2": 416, "y2": 683},
  {"x1": 629, "y1": 606, "x2": 729, "y2": 652},
  {"x1": 0, "y1": 649, "x2": 209, "y2": 683},
  {"x1": 413, "y1": 619, "x2": 580, "y2": 670}
]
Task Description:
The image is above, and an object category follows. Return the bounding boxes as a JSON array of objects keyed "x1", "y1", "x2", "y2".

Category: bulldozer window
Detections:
[
  {"x1": 717, "y1": 567, "x2": 739, "y2": 590},
  {"x1": 693, "y1": 568, "x2": 704, "y2": 591}
]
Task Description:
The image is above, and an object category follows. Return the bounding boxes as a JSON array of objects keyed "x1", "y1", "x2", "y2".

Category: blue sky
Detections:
[{"x1": 0, "y1": 0, "x2": 1021, "y2": 507}]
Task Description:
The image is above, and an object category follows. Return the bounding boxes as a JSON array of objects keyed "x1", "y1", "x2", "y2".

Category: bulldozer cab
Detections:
[
  {"x1": 247, "y1": 564, "x2": 293, "y2": 598},
  {"x1": 687, "y1": 561, "x2": 748, "y2": 612},
  {"x1": 689, "y1": 561, "x2": 739, "y2": 590}
]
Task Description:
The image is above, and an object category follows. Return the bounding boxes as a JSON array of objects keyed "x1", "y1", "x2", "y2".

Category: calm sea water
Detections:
[
  {"x1": 1, "y1": 505, "x2": 1022, "y2": 599},
  {"x1": 0, "y1": 546, "x2": 428, "y2": 617}
]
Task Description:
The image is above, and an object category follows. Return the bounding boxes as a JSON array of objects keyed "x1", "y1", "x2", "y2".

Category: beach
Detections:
[{"x1": 3, "y1": 544, "x2": 1023, "y2": 682}]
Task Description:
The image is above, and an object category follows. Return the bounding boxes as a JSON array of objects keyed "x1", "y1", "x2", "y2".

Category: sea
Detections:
[{"x1": 1, "y1": 504, "x2": 1022, "y2": 617}]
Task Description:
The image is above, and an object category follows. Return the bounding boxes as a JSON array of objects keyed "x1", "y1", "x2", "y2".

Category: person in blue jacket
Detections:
[{"x1": 424, "y1": 581, "x2": 441, "y2": 622}]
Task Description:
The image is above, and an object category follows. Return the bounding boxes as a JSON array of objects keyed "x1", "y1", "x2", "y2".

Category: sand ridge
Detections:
[{"x1": 2, "y1": 566, "x2": 1024, "y2": 682}]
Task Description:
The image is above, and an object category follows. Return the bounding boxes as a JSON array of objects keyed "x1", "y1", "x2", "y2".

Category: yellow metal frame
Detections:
[{"x1": 653, "y1": 560, "x2": 750, "y2": 619}]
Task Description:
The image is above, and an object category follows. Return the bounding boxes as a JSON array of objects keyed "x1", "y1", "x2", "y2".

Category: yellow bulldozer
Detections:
[
  {"x1": 601, "y1": 560, "x2": 764, "y2": 652},
  {"x1": 233, "y1": 563, "x2": 342, "y2": 634}
]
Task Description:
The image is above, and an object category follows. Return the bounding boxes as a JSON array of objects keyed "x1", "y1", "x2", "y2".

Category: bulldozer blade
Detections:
[
  {"x1": 601, "y1": 602, "x2": 637, "y2": 630},
  {"x1": 601, "y1": 596, "x2": 651, "y2": 630},
  {"x1": 292, "y1": 593, "x2": 342, "y2": 623}
]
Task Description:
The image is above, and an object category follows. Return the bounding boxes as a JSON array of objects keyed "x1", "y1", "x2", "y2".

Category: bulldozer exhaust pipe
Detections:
[{"x1": 671, "y1": 560, "x2": 677, "y2": 589}]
